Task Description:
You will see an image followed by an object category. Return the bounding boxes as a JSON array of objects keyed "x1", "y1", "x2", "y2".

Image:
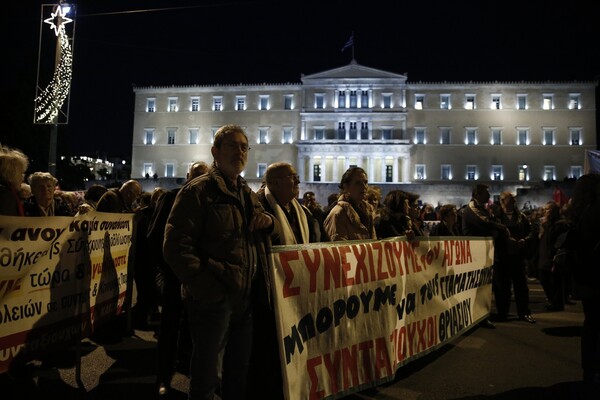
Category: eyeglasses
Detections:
[{"x1": 221, "y1": 142, "x2": 251, "y2": 153}]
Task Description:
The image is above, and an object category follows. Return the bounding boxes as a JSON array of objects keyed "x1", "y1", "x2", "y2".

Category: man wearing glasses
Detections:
[{"x1": 164, "y1": 124, "x2": 280, "y2": 399}]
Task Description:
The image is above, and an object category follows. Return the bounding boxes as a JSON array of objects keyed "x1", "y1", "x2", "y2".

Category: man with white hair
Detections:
[{"x1": 250, "y1": 162, "x2": 320, "y2": 399}]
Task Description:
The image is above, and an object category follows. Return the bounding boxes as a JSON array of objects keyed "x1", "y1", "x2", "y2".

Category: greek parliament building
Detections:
[{"x1": 131, "y1": 61, "x2": 598, "y2": 206}]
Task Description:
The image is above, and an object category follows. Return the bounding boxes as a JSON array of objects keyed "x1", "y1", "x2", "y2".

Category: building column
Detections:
[
  {"x1": 402, "y1": 157, "x2": 410, "y2": 182},
  {"x1": 393, "y1": 157, "x2": 399, "y2": 182},
  {"x1": 368, "y1": 156, "x2": 374, "y2": 182},
  {"x1": 333, "y1": 155, "x2": 339, "y2": 183},
  {"x1": 298, "y1": 155, "x2": 306, "y2": 182},
  {"x1": 309, "y1": 157, "x2": 315, "y2": 182}
]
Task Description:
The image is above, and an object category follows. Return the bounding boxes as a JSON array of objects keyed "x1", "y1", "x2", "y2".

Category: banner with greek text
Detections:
[
  {"x1": 0, "y1": 211, "x2": 134, "y2": 373},
  {"x1": 272, "y1": 236, "x2": 494, "y2": 400}
]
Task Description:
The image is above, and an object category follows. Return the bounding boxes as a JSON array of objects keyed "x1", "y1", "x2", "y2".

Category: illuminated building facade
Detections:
[{"x1": 131, "y1": 62, "x2": 597, "y2": 202}]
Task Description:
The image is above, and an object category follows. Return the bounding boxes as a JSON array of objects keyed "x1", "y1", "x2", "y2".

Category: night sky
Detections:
[{"x1": 4, "y1": 0, "x2": 600, "y2": 171}]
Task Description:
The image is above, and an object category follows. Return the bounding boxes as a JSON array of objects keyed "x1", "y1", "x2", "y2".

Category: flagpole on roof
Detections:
[{"x1": 341, "y1": 32, "x2": 355, "y2": 62}]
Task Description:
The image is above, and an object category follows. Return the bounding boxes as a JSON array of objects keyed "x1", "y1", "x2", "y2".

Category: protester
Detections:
[
  {"x1": 76, "y1": 184, "x2": 108, "y2": 215},
  {"x1": 96, "y1": 180, "x2": 142, "y2": 213},
  {"x1": 324, "y1": 166, "x2": 376, "y2": 241},
  {"x1": 430, "y1": 204, "x2": 460, "y2": 236},
  {"x1": 18, "y1": 183, "x2": 32, "y2": 202},
  {"x1": 163, "y1": 124, "x2": 280, "y2": 400},
  {"x1": 495, "y1": 191, "x2": 536, "y2": 323},
  {"x1": 251, "y1": 162, "x2": 320, "y2": 399},
  {"x1": 376, "y1": 189, "x2": 416, "y2": 240},
  {"x1": 24, "y1": 172, "x2": 73, "y2": 216},
  {"x1": 537, "y1": 201, "x2": 570, "y2": 311},
  {"x1": 0, "y1": 145, "x2": 29, "y2": 216},
  {"x1": 147, "y1": 161, "x2": 209, "y2": 398},
  {"x1": 302, "y1": 190, "x2": 328, "y2": 241},
  {"x1": 461, "y1": 183, "x2": 510, "y2": 329},
  {"x1": 565, "y1": 173, "x2": 600, "y2": 388}
]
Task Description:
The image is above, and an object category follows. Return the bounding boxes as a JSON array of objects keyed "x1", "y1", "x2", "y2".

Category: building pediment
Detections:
[{"x1": 301, "y1": 61, "x2": 407, "y2": 84}]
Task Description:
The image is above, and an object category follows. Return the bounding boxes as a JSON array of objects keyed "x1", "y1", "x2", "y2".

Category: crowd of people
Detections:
[{"x1": 2, "y1": 132, "x2": 600, "y2": 397}]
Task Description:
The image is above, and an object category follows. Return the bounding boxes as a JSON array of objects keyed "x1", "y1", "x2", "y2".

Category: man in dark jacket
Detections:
[{"x1": 163, "y1": 125, "x2": 280, "y2": 400}]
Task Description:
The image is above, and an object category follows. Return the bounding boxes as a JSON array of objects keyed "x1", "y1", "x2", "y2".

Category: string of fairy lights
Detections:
[{"x1": 34, "y1": 3, "x2": 73, "y2": 124}]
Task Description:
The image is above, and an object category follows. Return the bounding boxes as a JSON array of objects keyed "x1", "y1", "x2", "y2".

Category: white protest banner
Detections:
[
  {"x1": 271, "y1": 236, "x2": 494, "y2": 400},
  {"x1": 0, "y1": 211, "x2": 134, "y2": 373}
]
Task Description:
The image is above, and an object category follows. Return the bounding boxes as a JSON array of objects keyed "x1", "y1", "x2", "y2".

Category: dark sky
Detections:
[{"x1": 4, "y1": 0, "x2": 600, "y2": 170}]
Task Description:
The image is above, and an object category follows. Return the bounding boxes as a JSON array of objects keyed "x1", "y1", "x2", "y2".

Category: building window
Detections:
[
  {"x1": 284, "y1": 95, "x2": 293, "y2": 110},
  {"x1": 259, "y1": 95, "x2": 269, "y2": 110},
  {"x1": 211, "y1": 127, "x2": 219, "y2": 143},
  {"x1": 440, "y1": 128, "x2": 451, "y2": 144},
  {"x1": 338, "y1": 91, "x2": 346, "y2": 108},
  {"x1": 213, "y1": 97, "x2": 222, "y2": 111},
  {"x1": 315, "y1": 93, "x2": 325, "y2": 109},
  {"x1": 415, "y1": 165, "x2": 426, "y2": 180},
  {"x1": 518, "y1": 165, "x2": 529, "y2": 181},
  {"x1": 517, "y1": 129, "x2": 529, "y2": 145},
  {"x1": 314, "y1": 127, "x2": 324, "y2": 140},
  {"x1": 465, "y1": 94, "x2": 476, "y2": 110},
  {"x1": 570, "y1": 128, "x2": 582, "y2": 145},
  {"x1": 415, "y1": 94, "x2": 424, "y2": 110},
  {"x1": 543, "y1": 94, "x2": 554, "y2": 110},
  {"x1": 382, "y1": 127, "x2": 392, "y2": 140},
  {"x1": 313, "y1": 163, "x2": 321, "y2": 182},
  {"x1": 491, "y1": 95, "x2": 501, "y2": 110},
  {"x1": 189, "y1": 128, "x2": 199, "y2": 144},
  {"x1": 517, "y1": 94, "x2": 527, "y2": 110},
  {"x1": 569, "y1": 93, "x2": 581, "y2": 110},
  {"x1": 283, "y1": 127, "x2": 293, "y2": 144},
  {"x1": 360, "y1": 122, "x2": 369, "y2": 140},
  {"x1": 491, "y1": 128, "x2": 502, "y2": 145},
  {"x1": 259, "y1": 128, "x2": 268, "y2": 144},
  {"x1": 236, "y1": 96, "x2": 246, "y2": 111},
  {"x1": 349, "y1": 122, "x2": 357, "y2": 140},
  {"x1": 165, "y1": 163, "x2": 174, "y2": 178},
  {"x1": 544, "y1": 166, "x2": 555, "y2": 181},
  {"x1": 414, "y1": 128, "x2": 426, "y2": 144},
  {"x1": 543, "y1": 128, "x2": 555, "y2": 145},
  {"x1": 385, "y1": 165, "x2": 393, "y2": 183},
  {"x1": 466, "y1": 165, "x2": 477, "y2": 180},
  {"x1": 492, "y1": 165, "x2": 503, "y2": 181},
  {"x1": 144, "y1": 129, "x2": 154, "y2": 145},
  {"x1": 146, "y1": 98, "x2": 156, "y2": 112},
  {"x1": 361, "y1": 90, "x2": 369, "y2": 108},
  {"x1": 571, "y1": 166, "x2": 582, "y2": 179},
  {"x1": 466, "y1": 128, "x2": 477, "y2": 145},
  {"x1": 350, "y1": 91, "x2": 358, "y2": 108},
  {"x1": 190, "y1": 97, "x2": 200, "y2": 111},
  {"x1": 258, "y1": 163, "x2": 267, "y2": 179},
  {"x1": 167, "y1": 128, "x2": 176, "y2": 145},
  {"x1": 382, "y1": 93, "x2": 392, "y2": 109},
  {"x1": 144, "y1": 163, "x2": 153, "y2": 177},
  {"x1": 441, "y1": 165, "x2": 452, "y2": 180},
  {"x1": 337, "y1": 122, "x2": 346, "y2": 139},
  {"x1": 168, "y1": 97, "x2": 178, "y2": 112},
  {"x1": 440, "y1": 94, "x2": 451, "y2": 110}
]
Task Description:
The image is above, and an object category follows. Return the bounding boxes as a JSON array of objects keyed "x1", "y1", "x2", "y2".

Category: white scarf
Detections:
[{"x1": 265, "y1": 186, "x2": 309, "y2": 245}]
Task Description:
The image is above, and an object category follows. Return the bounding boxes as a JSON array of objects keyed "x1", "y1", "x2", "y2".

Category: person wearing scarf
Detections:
[
  {"x1": 250, "y1": 162, "x2": 320, "y2": 399},
  {"x1": 324, "y1": 166, "x2": 376, "y2": 241}
]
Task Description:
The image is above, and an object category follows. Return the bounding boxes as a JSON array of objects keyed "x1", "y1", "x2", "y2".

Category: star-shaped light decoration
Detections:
[{"x1": 44, "y1": 4, "x2": 73, "y2": 36}]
